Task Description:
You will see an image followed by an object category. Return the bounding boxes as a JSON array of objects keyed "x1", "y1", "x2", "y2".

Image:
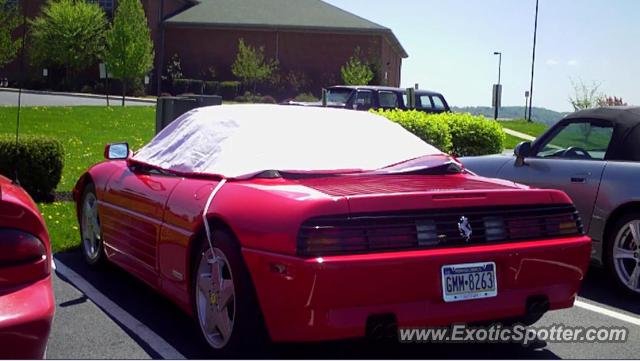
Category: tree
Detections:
[
  {"x1": 340, "y1": 47, "x2": 374, "y2": 85},
  {"x1": 597, "y1": 95, "x2": 628, "y2": 107},
  {"x1": 0, "y1": 0, "x2": 21, "y2": 69},
  {"x1": 568, "y1": 78, "x2": 602, "y2": 111},
  {"x1": 105, "y1": 0, "x2": 154, "y2": 105},
  {"x1": 231, "y1": 39, "x2": 278, "y2": 93},
  {"x1": 29, "y1": 0, "x2": 107, "y2": 87}
]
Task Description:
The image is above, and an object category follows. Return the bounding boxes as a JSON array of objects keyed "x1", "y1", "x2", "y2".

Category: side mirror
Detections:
[
  {"x1": 514, "y1": 141, "x2": 532, "y2": 167},
  {"x1": 104, "y1": 143, "x2": 130, "y2": 160}
]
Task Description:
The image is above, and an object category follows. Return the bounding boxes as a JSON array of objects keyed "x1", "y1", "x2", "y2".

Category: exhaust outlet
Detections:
[{"x1": 365, "y1": 314, "x2": 398, "y2": 341}]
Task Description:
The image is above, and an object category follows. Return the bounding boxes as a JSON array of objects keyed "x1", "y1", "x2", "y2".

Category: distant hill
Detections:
[{"x1": 451, "y1": 106, "x2": 568, "y2": 125}]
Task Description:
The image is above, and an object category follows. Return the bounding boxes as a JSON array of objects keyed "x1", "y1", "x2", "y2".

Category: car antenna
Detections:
[{"x1": 12, "y1": 1, "x2": 27, "y2": 185}]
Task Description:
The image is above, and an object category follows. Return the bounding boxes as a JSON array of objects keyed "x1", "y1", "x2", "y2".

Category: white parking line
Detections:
[
  {"x1": 54, "y1": 259, "x2": 186, "y2": 359},
  {"x1": 575, "y1": 299, "x2": 640, "y2": 327}
]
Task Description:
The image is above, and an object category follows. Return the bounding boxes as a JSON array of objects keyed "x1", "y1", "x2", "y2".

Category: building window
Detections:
[{"x1": 88, "y1": 0, "x2": 114, "y2": 16}]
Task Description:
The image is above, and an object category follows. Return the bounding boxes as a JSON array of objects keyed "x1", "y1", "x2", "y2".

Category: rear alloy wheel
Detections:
[
  {"x1": 608, "y1": 213, "x2": 640, "y2": 295},
  {"x1": 80, "y1": 184, "x2": 105, "y2": 265},
  {"x1": 196, "y1": 247, "x2": 236, "y2": 349},
  {"x1": 192, "y1": 230, "x2": 269, "y2": 356}
]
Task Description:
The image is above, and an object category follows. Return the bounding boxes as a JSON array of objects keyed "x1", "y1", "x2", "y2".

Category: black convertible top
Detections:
[{"x1": 561, "y1": 106, "x2": 640, "y2": 161}]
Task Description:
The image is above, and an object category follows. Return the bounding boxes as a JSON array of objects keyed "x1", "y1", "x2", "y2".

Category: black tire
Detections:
[
  {"x1": 605, "y1": 212, "x2": 640, "y2": 295},
  {"x1": 79, "y1": 183, "x2": 106, "y2": 266},
  {"x1": 191, "y1": 229, "x2": 270, "y2": 357}
]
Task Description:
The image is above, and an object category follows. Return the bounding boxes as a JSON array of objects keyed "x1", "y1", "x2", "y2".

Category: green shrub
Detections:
[
  {"x1": 234, "y1": 91, "x2": 276, "y2": 104},
  {"x1": 444, "y1": 113, "x2": 505, "y2": 156},
  {"x1": 260, "y1": 95, "x2": 276, "y2": 104},
  {"x1": 373, "y1": 110, "x2": 505, "y2": 156},
  {"x1": 220, "y1": 81, "x2": 241, "y2": 100},
  {"x1": 172, "y1": 78, "x2": 203, "y2": 95},
  {"x1": 203, "y1": 81, "x2": 219, "y2": 95},
  {"x1": 293, "y1": 92, "x2": 319, "y2": 102},
  {"x1": 0, "y1": 136, "x2": 64, "y2": 200},
  {"x1": 372, "y1": 109, "x2": 452, "y2": 152}
]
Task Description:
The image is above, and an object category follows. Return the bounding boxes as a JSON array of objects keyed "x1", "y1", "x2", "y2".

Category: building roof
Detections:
[{"x1": 164, "y1": 0, "x2": 408, "y2": 58}]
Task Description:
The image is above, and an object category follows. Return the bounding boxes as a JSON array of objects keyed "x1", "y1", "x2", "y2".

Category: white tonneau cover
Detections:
[{"x1": 133, "y1": 104, "x2": 441, "y2": 178}]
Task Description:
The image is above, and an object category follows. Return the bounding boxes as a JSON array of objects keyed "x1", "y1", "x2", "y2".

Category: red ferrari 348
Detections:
[
  {"x1": 73, "y1": 105, "x2": 590, "y2": 353},
  {"x1": 0, "y1": 175, "x2": 54, "y2": 358}
]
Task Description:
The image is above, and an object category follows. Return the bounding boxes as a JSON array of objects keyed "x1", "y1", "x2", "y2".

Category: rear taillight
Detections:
[
  {"x1": 0, "y1": 229, "x2": 46, "y2": 265},
  {"x1": 299, "y1": 227, "x2": 369, "y2": 256},
  {"x1": 298, "y1": 225, "x2": 417, "y2": 257},
  {"x1": 0, "y1": 229, "x2": 49, "y2": 288},
  {"x1": 298, "y1": 205, "x2": 584, "y2": 257}
]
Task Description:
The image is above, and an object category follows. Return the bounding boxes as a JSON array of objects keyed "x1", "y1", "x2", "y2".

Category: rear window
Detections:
[
  {"x1": 432, "y1": 96, "x2": 447, "y2": 110},
  {"x1": 379, "y1": 91, "x2": 400, "y2": 108},
  {"x1": 417, "y1": 95, "x2": 433, "y2": 110},
  {"x1": 326, "y1": 88, "x2": 353, "y2": 105}
]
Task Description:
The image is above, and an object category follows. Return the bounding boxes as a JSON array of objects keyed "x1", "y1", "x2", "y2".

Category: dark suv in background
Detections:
[{"x1": 285, "y1": 85, "x2": 451, "y2": 113}]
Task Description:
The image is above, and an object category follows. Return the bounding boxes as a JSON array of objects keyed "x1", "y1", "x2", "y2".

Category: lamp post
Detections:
[
  {"x1": 493, "y1": 51, "x2": 502, "y2": 120},
  {"x1": 528, "y1": 0, "x2": 540, "y2": 122}
]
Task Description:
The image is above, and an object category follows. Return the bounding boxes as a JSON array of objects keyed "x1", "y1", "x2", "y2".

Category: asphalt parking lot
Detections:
[{"x1": 47, "y1": 249, "x2": 640, "y2": 359}]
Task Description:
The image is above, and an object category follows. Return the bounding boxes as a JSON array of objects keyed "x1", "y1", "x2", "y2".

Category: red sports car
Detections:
[
  {"x1": 73, "y1": 105, "x2": 590, "y2": 354},
  {"x1": 0, "y1": 175, "x2": 54, "y2": 358}
]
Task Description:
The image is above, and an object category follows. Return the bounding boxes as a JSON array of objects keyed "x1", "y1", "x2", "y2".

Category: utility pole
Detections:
[
  {"x1": 156, "y1": 0, "x2": 165, "y2": 96},
  {"x1": 524, "y1": 91, "x2": 530, "y2": 120},
  {"x1": 528, "y1": 0, "x2": 539, "y2": 122},
  {"x1": 493, "y1": 51, "x2": 502, "y2": 120},
  {"x1": 14, "y1": 0, "x2": 27, "y2": 184}
]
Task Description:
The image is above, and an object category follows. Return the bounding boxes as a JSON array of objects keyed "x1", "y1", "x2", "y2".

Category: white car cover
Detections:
[{"x1": 133, "y1": 104, "x2": 441, "y2": 178}]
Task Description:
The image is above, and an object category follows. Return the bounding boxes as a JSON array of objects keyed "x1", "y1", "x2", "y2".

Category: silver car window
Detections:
[{"x1": 536, "y1": 122, "x2": 614, "y2": 160}]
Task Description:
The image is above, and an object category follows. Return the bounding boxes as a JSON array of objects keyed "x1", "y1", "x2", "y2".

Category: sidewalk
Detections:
[
  {"x1": 503, "y1": 127, "x2": 536, "y2": 141},
  {"x1": 1, "y1": 87, "x2": 156, "y2": 104}
]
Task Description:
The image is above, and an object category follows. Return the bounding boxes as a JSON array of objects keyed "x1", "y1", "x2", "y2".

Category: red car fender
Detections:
[
  {"x1": 0, "y1": 177, "x2": 50, "y2": 249},
  {"x1": 204, "y1": 180, "x2": 350, "y2": 255},
  {"x1": 73, "y1": 160, "x2": 125, "y2": 220}
]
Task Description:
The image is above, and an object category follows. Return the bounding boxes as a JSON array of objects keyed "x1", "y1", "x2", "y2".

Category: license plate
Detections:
[{"x1": 441, "y1": 262, "x2": 497, "y2": 302}]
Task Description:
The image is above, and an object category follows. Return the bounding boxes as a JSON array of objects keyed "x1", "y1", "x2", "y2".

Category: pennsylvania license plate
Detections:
[{"x1": 441, "y1": 262, "x2": 497, "y2": 302}]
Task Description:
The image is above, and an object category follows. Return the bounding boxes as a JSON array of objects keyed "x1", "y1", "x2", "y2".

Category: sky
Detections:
[{"x1": 325, "y1": 0, "x2": 640, "y2": 112}]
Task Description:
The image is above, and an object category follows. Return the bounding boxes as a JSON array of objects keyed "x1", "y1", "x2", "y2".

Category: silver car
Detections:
[{"x1": 461, "y1": 107, "x2": 640, "y2": 294}]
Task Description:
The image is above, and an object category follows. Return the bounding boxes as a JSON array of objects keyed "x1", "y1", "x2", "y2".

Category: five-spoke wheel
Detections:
[
  {"x1": 196, "y1": 247, "x2": 236, "y2": 349},
  {"x1": 80, "y1": 183, "x2": 104, "y2": 265},
  {"x1": 191, "y1": 230, "x2": 268, "y2": 356}
]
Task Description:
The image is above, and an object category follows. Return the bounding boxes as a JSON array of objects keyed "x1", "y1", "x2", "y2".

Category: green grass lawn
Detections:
[
  {"x1": 0, "y1": 106, "x2": 155, "y2": 252},
  {"x1": 504, "y1": 134, "x2": 525, "y2": 149},
  {"x1": 500, "y1": 119, "x2": 549, "y2": 137},
  {"x1": 499, "y1": 120, "x2": 549, "y2": 149},
  {"x1": 39, "y1": 201, "x2": 79, "y2": 253}
]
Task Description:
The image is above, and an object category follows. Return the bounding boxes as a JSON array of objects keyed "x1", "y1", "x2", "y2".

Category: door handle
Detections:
[{"x1": 570, "y1": 172, "x2": 591, "y2": 184}]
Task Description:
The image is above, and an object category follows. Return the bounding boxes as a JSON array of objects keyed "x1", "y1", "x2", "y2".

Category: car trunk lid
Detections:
[{"x1": 295, "y1": 173, "x2": 558, "y2": 213}]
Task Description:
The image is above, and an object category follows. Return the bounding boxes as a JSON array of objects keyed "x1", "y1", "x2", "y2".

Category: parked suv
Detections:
[{"x1": 286, "y1": 86, "x2": 450, "y2": 113}]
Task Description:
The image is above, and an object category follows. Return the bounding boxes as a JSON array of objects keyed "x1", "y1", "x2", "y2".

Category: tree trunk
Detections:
[{"x1": 121, "y1": 79, "x2": 126, "y2": 106}]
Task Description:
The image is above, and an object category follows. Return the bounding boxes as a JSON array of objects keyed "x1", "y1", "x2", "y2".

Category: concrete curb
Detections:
[{"x1": 0, "y1": 88, "x2": 157, "y2": 104}]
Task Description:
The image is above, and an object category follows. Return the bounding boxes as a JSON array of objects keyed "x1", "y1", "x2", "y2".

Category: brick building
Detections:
[{"x1": 3, "y1": 0, "x2": 407, "y2": 95}]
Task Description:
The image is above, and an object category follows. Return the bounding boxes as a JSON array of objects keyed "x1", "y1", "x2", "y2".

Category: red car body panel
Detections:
[
  {"x1": 74, "y1": 157, "x2": 591, "y2": 342},
  {"x1": 243, "y1": 236, "x2": 589, "y2": 341},
  {"x1": 0, "y1": 176, "x2": 54, "y2": 358}
]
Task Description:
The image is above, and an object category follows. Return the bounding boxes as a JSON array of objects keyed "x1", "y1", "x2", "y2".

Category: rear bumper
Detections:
[
  {"x1": 0, "y1": 276, "x2": 55, "y2": 359},
  {"x1": 243, "y1": 236, "x2": 591, "y2": 342}
]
